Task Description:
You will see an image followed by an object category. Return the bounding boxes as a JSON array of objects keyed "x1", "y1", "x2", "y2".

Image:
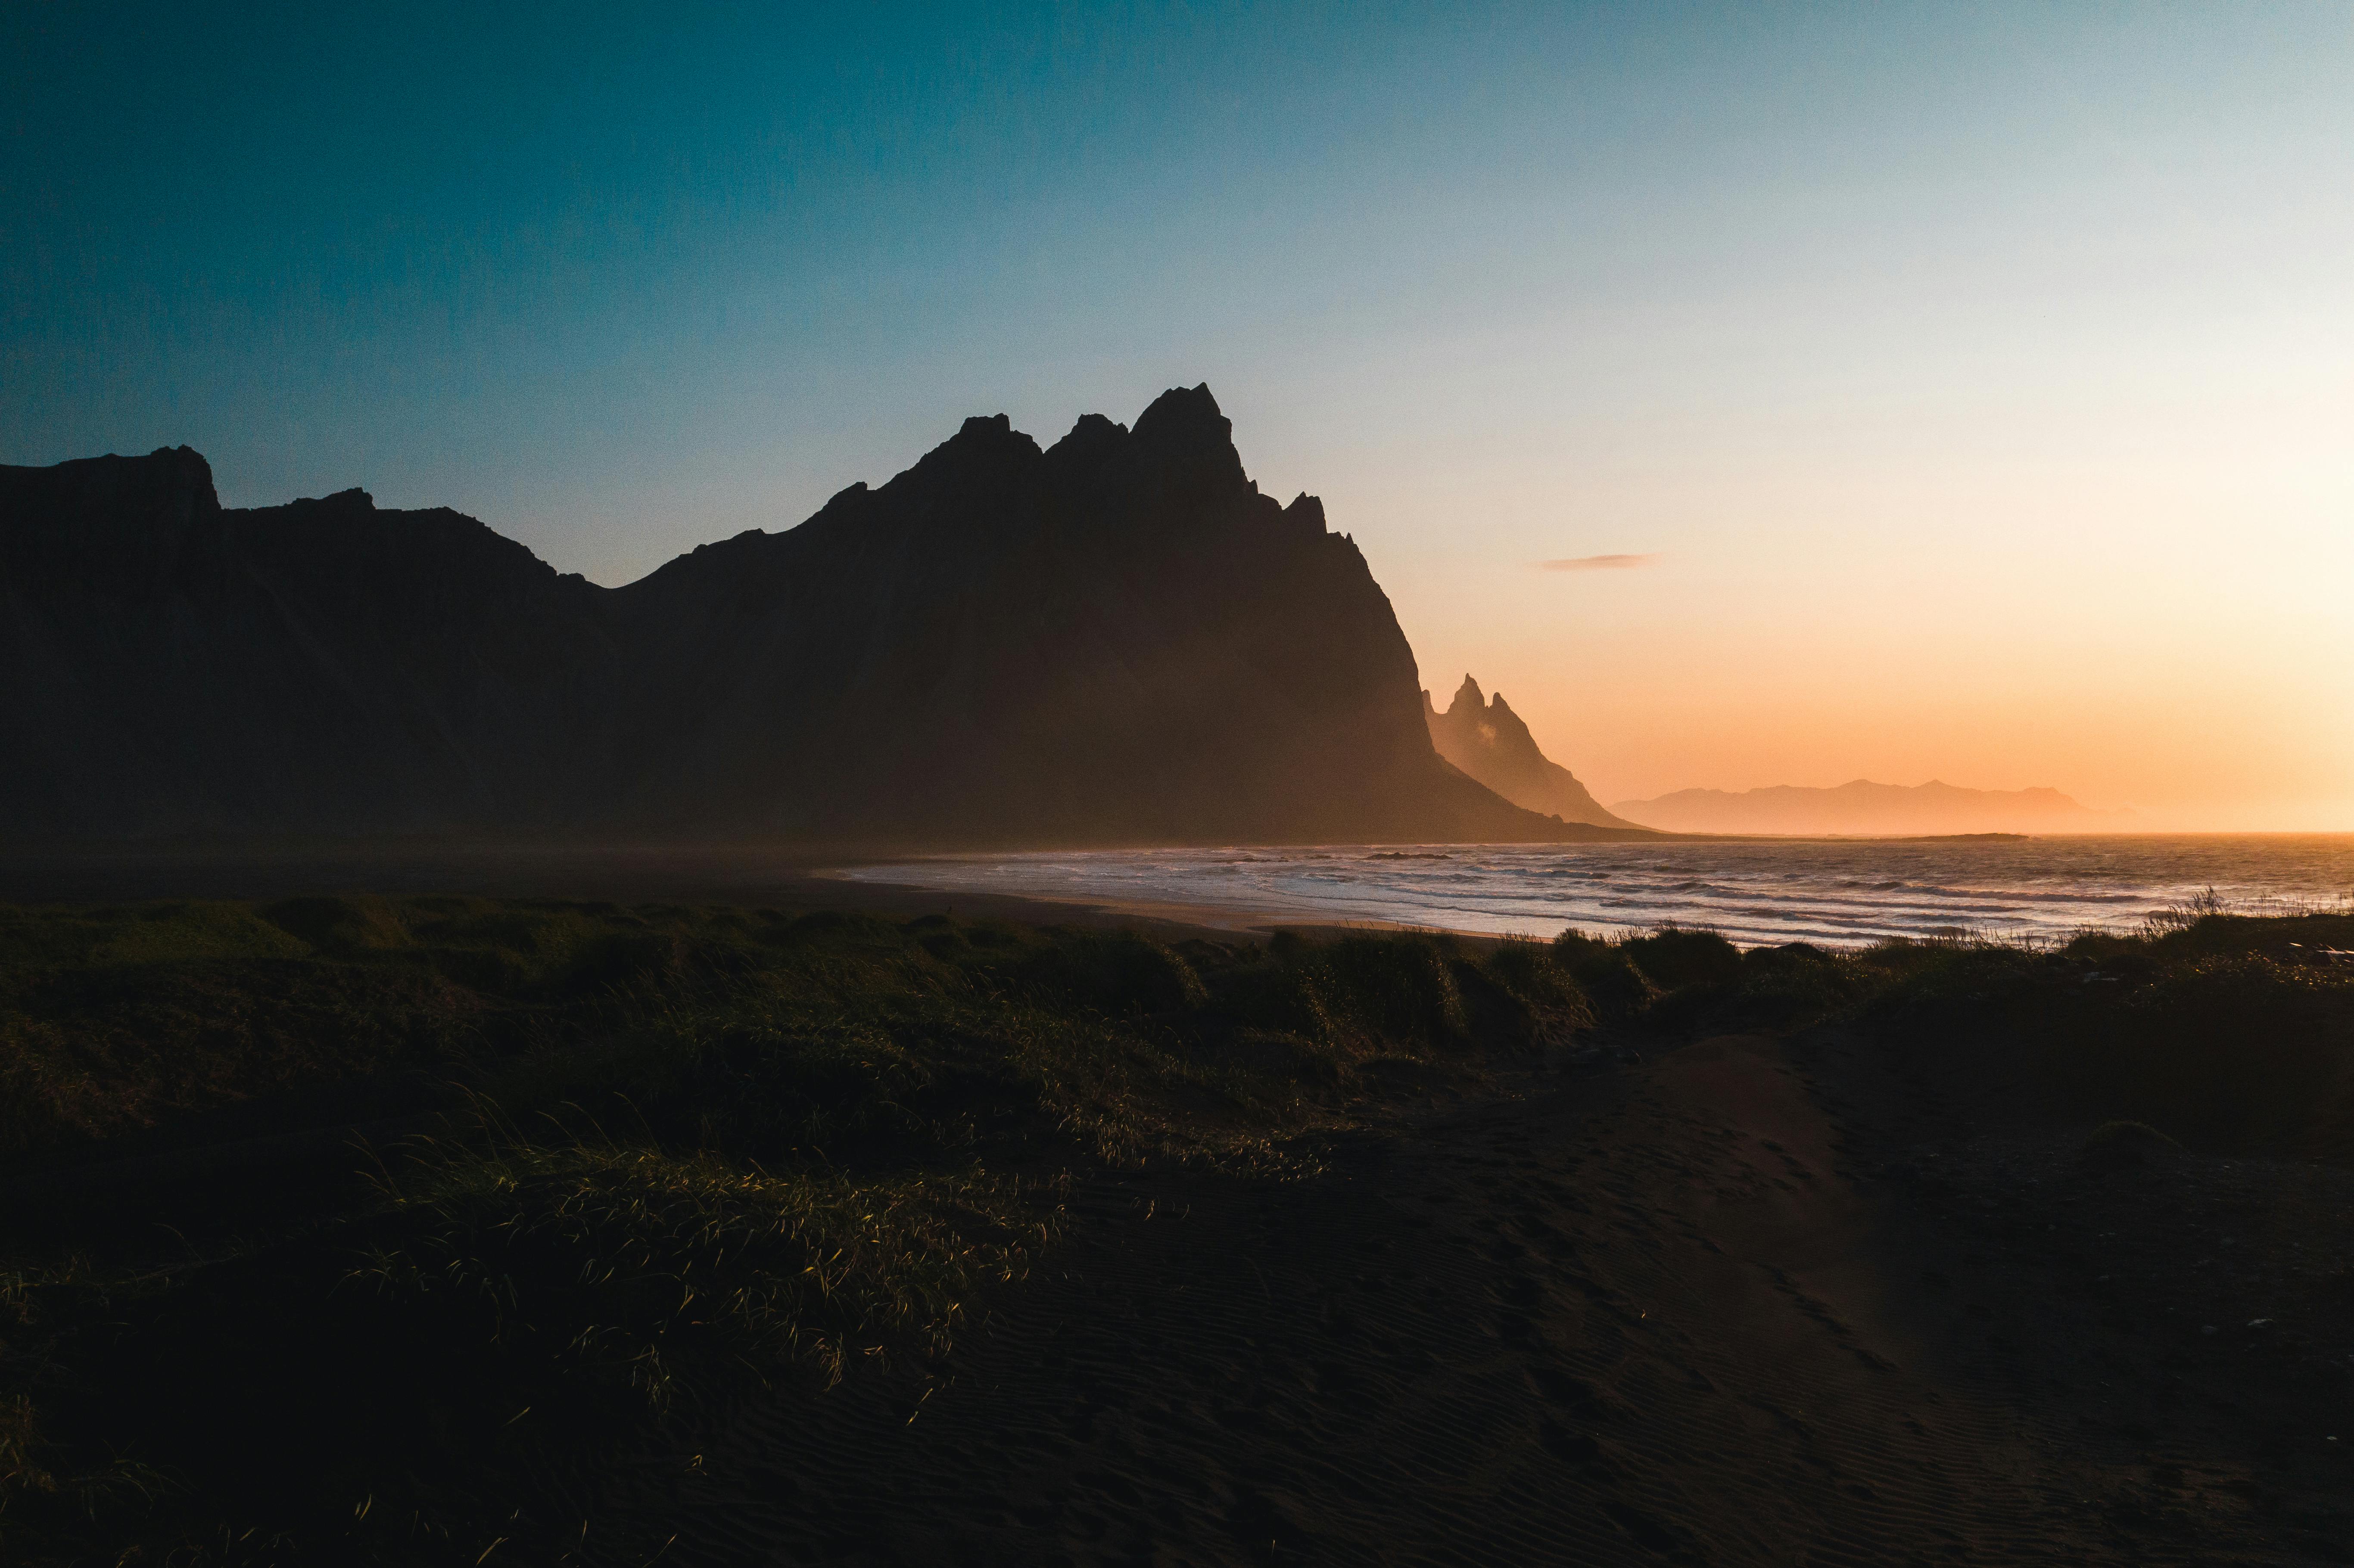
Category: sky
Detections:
[{"x1": 6, "y1": 1, "x2": 2350, "y2": 830}]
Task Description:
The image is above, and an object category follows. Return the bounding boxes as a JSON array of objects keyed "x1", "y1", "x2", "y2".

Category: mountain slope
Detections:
[
  {"x1": 598, "y1": 393, "x2": 1554, "y2": 844},
  {"x1": 1612, "y1": 779, "x2": 2123, "y2": 836},
  {"x1": 2, "y1": 388, "x2": 1636, "y2": 847},
  {"x1": 0, "y1": 449, "x2": 621, "y2": 837},
  {"x1": 1422, "y1": 675, "x2": 1638, "y2": 830}
]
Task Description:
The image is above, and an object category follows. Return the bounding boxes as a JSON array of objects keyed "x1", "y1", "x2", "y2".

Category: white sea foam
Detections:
[{"x1": 841, "y1": 836, "x2": 2354, "y2": 948}]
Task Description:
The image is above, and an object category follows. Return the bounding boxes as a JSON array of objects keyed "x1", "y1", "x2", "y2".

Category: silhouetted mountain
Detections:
[
  {"x1": 3, "y1": 387, "x2": 1647, "y2": 847},
  {"x1": 0, "y1": 449, "x2": 621, "y2": 838},
  {"x1": 1611, "y1": 779, "x2": 2126, "y2": 836},
  {"x1": 1422, "y1": 676, "x2": 1636, "y2": 830}
]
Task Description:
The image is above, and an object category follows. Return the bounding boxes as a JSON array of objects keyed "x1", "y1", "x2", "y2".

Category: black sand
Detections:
[
  {"x1": 577, "y1": 1035, "x2": 2351, "y2": 1565},
  {"x1": 5, "y1": 855, "x2": 2348, "y2": 1565}
]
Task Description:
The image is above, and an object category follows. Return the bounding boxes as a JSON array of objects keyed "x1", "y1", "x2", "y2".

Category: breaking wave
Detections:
[{"x1": 843, "y1": 836, "x2": 2354, "y2": 949}]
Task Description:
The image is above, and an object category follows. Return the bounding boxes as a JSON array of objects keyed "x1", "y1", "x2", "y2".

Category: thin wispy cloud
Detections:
[{"x1": 1535, "y1": 553, "x2": 1661, "y2": 572}]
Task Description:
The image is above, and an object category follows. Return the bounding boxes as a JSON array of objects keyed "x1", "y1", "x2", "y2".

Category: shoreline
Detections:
[
  {"x1": 810, "y1": 863, "x2": 1470, "y2": 940},
  {"x1": 831, "y1": 836, "x2": 2354, "y2": 951},
  {"x1": 6, "y1": 834, "x2": 2349, "y2": 953}
]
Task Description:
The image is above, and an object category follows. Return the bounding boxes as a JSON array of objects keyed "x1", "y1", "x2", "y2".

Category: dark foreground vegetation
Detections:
[{"x1": 3, "y1": 895, "x2": 2351, "y2": 1564}]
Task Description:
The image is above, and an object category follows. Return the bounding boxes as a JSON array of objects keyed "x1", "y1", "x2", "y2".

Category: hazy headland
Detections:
[{"x1": 1614, "y1": 778, "x2": 2132, "y2": 837}]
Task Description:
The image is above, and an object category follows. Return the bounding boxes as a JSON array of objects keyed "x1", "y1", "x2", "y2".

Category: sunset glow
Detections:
[{"x1": 8, "y1": 3, "x2": 2349, "y2": 828}]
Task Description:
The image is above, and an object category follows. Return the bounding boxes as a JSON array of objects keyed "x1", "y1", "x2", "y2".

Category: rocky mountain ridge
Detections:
[
  {"x1": 1422, "y1": 675, "x2": 1636, "y2": 830},
  {"x1": 2, "y1": 387, "x2": 1649, "y2": 848}
]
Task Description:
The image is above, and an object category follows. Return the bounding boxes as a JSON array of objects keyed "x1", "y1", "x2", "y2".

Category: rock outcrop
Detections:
[
  {"x1": 3, "y1": 387, "x2": 1647, "y2": 848},
  {"x1": 1423, "y1": 675, "x2": 1636, "y2": 830}
]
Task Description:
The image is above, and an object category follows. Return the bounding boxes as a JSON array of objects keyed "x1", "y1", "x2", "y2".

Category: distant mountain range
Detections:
[
  {"x1": 1611, "y1": 779, "x2": 2125, "y2": 837},
  {"x1": 2, "y1": 386, "x2": 1656, "y2": 849},
  {"x1": 1423, "y1": 676, "x2": 1638, "y2": 830}
]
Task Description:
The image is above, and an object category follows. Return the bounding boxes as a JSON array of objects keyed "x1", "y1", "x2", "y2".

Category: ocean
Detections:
[{"x1": 841, "y1": 835, "x2": 2354, "y2": 948}]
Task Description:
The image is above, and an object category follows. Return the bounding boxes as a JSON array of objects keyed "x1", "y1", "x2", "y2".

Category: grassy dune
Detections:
[
  {"x1": 3, "y1": 895, "x2": 2350, "y2": 1563},
  {"x1": 0, "y1": 899, "x2": 1586, "y2": 1562}
]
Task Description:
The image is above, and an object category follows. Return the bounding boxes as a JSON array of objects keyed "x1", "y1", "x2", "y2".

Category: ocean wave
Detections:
[{"x1": 841, "y1": 836, "x2": 2354, "y2": 949}]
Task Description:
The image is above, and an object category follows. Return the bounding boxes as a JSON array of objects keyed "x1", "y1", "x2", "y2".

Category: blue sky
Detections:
[{"x1": 8, "y1": 3, "x2": 2351, "y2": 824}]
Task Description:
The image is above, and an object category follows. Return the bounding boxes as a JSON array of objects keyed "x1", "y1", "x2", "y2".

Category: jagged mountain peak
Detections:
[
  {"x1": 1424, "y1": 674, "x2": 1637, "y2": 831},
  {"x1": 916, "y1": 411, "x2": 1042, "y2": 476},
  {"x1": 1280, "y1": 493, "x2": 1328, "y2": 537},
  {"x1": 1050, "y1": 411, "x2": 1130, "y2": 454},
  {"x1": 1132, "y1": 382, "x2": 1227, "y2": 445},
  {"x1": 1130, "y1": 383, "x2": 1248, "y2": 500},
  {"x1": 1, "y1": 395, "x2": 1642, "y2": 848}
]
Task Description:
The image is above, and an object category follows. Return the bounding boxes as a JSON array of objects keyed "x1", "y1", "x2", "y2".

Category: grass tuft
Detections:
[{"x1": 361, "y1": 1110, "x2": 1053, "y2": 1403}]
